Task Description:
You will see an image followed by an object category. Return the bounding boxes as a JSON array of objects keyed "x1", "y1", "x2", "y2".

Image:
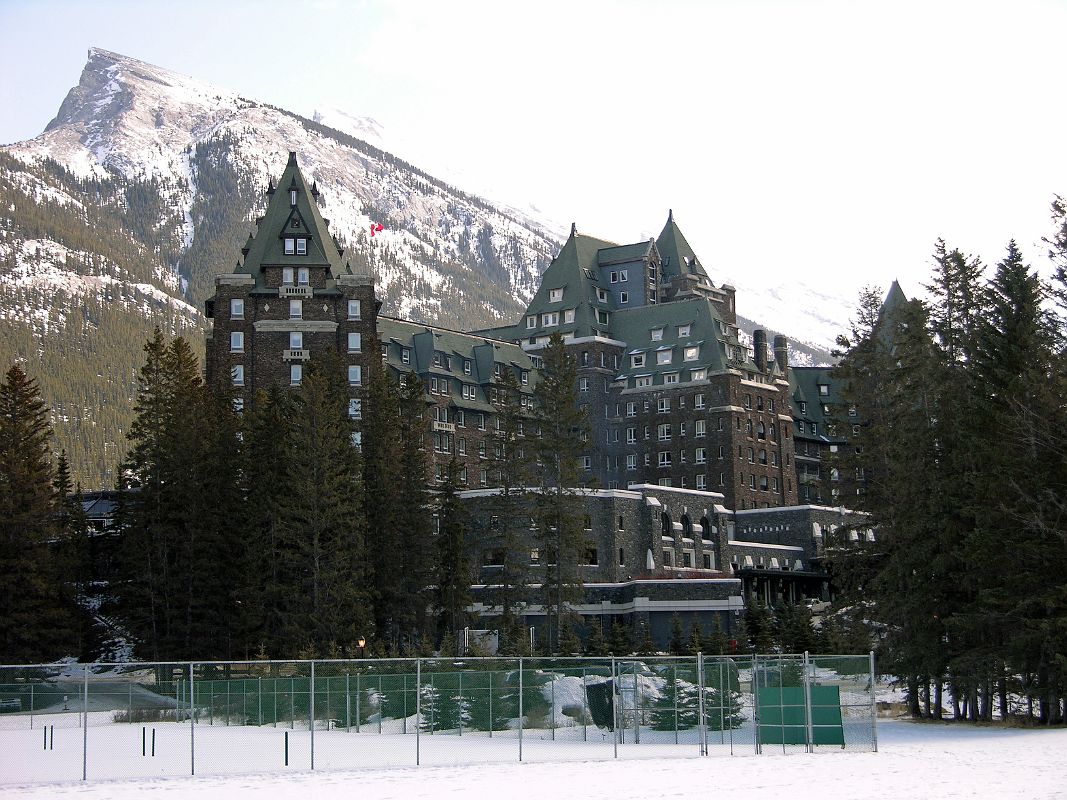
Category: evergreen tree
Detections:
[
  {"x1": 279, "y1": 353, "x2": 370, "y2": 653},
  {"x1": 433, "y1": 458, "x2": 471, "y2": 642},
  {"x1": 609, "y1": 619, "x2": 633, "y2": 656},
  {"x1": 0, "y1": 365, "x2": 80, "y2": 661},
  {"x1": 532, "y1": 332, "x2": 588, "y2": 652},
  {"x1": 668, "y1": 613, "x2": 686, "y2": 655},
  {"x1": 485, "y1": 366, "x2": 532, "y2": 628},
  {"x1": 584, "y1": 616, "x2": 608, "y2": 656},
  {"x1": 395, "y1": 371, "x2": 434, "y2": 642},
  {"x1": 558, "y1": 614, "x2": 582, "y2": 655},
  {"x1": 743, "y1": 597, "x2": 775, "y2": 654}
]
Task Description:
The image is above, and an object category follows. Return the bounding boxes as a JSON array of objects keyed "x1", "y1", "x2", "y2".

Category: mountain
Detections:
[{"x1": 0, "y1": 48, "x2": 836, "y2": 489}]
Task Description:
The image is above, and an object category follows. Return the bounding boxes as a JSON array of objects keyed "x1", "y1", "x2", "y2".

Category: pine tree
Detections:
[
  {"x1": 609, "y1": 619, "x2": 633, "y2": 656},
  {"x1": 433, "y1": 458, "x2": 471, "y2": 642},
  {"x1": 668, "y1": 613, "x2": 686, "y2": 655},
  {"x1": 744, "y1": 597, "x2": 775, "y2": 654},
  {"x1": 0, "y1": 365, "x2": 79, "y2": 661},
  {"x1": 532, "y1": 332, "x2": 588, "y2": 652},
  {"x1": 584, "y1": 616, "x2": 608, "y2": 656}
]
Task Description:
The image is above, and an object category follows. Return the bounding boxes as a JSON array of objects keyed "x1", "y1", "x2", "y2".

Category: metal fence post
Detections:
[
  {"x1": 82, "y1": 663, "x2": 88, "y2": 781},
  {"x1": 803, "y1": 651, "x2": 814, "y2": 754},
  {"x1": 189, "y1": 663, "x2": 195, "y2": 775},
  {"x1": 753, "y1": 654, "x2": 761, "y2": 754},
  {"x1": 697, "y1": 653, "x2": 706, "y2": 756},
  {"x1": 870, "y1": 651, "x2": 879, "y2": 752},
  {"x1": 346, "y1": 673, "x2": 351, "y2": 732},
  {"x1": 632, "y1": 660, "x2": 639, "y2": 744},
  {"x1": 310, "y1": 661, "x2": 315, "y2": 770},
  {"x1": 518, "y1": 657, "x2": 523, "y2": 762},
  {"x1": 415, "y1": 658, "x2": 421, "y2": 766},
  {"x1": 611, "y1": 655, "x2": 618, "y2": 758}
]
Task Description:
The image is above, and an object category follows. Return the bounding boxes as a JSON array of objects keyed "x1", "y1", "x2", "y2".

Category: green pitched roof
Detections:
[
  {"x1": 235, "y1": 152, "x2": 356, "y2": 289},
  {"x1": 656, "y1": 210, "x2": 709, "y2": 282}
]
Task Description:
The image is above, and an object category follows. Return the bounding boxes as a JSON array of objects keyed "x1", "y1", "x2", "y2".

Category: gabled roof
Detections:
[
  {"x1": 235, "y1": 152, "x2": 358, "y2": 290},
  {"x1": 656, "y1": 210, "x2": 710, "y2": 282}
]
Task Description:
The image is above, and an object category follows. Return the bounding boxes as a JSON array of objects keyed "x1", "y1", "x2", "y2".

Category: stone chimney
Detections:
[
  {"x1": 753, "y1": 329, "x2": 768, "y2": 372},
  {"x1": 773, "y1": 335, "x2": 789, "y2": 372}
]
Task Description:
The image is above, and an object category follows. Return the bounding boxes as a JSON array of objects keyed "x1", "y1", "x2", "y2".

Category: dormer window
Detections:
[
  {"x1": 596, "y1": 288, "x2": 608, "y2": 302},
  {"x1": 678, "y1": 324, "x2": 691, "y2": 338},
  {"x1": 290, "y1": 189, "x2": 297, "y2": 206},
  {"x1": 651, "y1": 327, "x2": 664, "y2": 341},
  {"x1": 284, "y1": 238, "x2": 295, "y2": 255},
  {"x1": 296, "y1": 238, "x2": 307, "y2": 256},
  {"x1": 549, "y1": 287, "x2": 564, "y2": 303}
]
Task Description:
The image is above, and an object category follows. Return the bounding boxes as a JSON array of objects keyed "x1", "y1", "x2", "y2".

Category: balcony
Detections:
[
  {"x1": 283, "y1": 349, "x2": 309, "y2": 361},
  {"x1": 432, "y1": 421, "x2": 456, "y2": 433},
  {"x1": 279, "y1": 285, "x2": 313, "y2": 298}
]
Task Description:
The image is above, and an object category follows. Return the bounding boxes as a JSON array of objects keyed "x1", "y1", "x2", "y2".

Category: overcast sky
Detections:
[{"x1": 2, "y1": 0, "x2": 1065, "y2": 302}]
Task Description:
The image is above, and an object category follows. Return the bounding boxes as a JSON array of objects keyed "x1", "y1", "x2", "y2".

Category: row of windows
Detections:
[
  {"x1": 231, "y1": 364, "x2": 361, "y2": 387},
  {"x1": 662, "y1": 550, "x2": 714, "y2": 570},
  {"x1": 649, "y1": 324, "x2": 691, "y2": 341},
  {"x1": 228, "y1": 298, "x2": 361, "y2": 320},
  {"x1": 229, "y1": 331, "x2": 361, "y2": 352},
  {"x1": 282, "y1": 239, "x2": 308, "y2": 257}
]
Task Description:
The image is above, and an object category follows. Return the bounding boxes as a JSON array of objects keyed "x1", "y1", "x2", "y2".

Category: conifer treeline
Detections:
[{"x1": 829, "y1": 200, "x2": 1067, "y2": 723}]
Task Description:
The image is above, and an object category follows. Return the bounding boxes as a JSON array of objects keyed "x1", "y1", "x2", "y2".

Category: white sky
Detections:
[{"x1": 2, "y1": 0, "x2": 1065, "y2": 301}]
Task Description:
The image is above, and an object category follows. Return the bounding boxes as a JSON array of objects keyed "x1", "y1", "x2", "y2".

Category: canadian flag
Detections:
[{"x1": 370, "y1": 222, "x2": 384, "y2": 237}]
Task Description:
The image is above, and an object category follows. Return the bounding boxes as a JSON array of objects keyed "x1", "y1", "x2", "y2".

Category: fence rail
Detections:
[{"x1": 0, "y1": 653, "x2": 876, "y2": 785}]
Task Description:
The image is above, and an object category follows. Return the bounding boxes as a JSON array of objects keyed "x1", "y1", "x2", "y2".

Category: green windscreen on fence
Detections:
[{"x1": 756, "y1": 685, "x2": 844, "y2": 745}]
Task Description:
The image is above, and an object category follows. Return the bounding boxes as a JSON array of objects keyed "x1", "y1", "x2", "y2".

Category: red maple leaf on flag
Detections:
[{"x1": 370, "y1": 222, "x2": 384, "y2": 237}]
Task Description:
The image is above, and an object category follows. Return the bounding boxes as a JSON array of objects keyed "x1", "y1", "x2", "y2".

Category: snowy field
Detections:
[{"x1": 1, "y1": 719, "x2": 1064, "y2": 800}]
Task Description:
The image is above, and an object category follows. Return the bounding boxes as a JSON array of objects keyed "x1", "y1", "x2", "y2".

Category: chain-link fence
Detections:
[{"x1": 0, "y1": 653, "x2": 876, "y2": 785}]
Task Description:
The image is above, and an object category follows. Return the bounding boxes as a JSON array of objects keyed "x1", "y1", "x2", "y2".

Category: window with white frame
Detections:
[
  {"x1": 619, "y1": 269, "x2": 628, "y2": 282},
  {"x1": 564, "y1": 308, "x2": 575, "y2": 324},
  {"x1": 651, "y1": 327, "x2": 664, "y2": 341},
  {"x1": 695, "y1": 393, "x2": 705, "y2": 409},
  {"x1": 596, "y1": 288, "x2": 608, "y2": 302},
  {"x1": 348, "y1": 365, "x2": 362, "y2": 385},
  {"x1": 400, "y1": 347, "x2": 410, "y2": 364},
  {"x1": 230, "y1": 331, "x2": 244, "y2": 352},
  {"x1": 684, "y1": 345, "x2": 699, "y2": 361},
  {"x1": 695, "y1": 419, "x2": 706, "y2": 437},
  {"x1": 631, "y1": 353, "x2": 645, "y2": 368},
  {"x1": 696, "y1": 447, "x2": 707, "y2": 464},
  {"x1": 626, "y1": 427, "x2": 637, "y2": 443},
  {"x1": 232, "y1": 365, "x2": 244, "y2": 386},
  {"x1": 579, "y1": 377, "x2": 589, "y2": 392},
  {"x1": 657, "y1": 348, "x2": 673, "y2": 365},
  {"x1": 284, "y1": 238, "x2": 295, "y2": 255},
  {"x1": 521, "y1": 370, "x2": 528, "y2": 385},
  {"x1": 290, "y1": 364, "x2": 302, "y2": 386},
  {"x1": 658, "y1": 451, "x2": 672, "y2": 467},
  {"x1": 526, "y1": 315, "x2": 536, "y2": 329},
  {"x1": 696, "y1": 474, "x2": 707, "y2": 490},
  {"x1": 658, "y1": 423, "x2": 672, "y2": 441},
  {"x1": 626, "y1": 454, "x2": 637, "y2": 470},
  {"x1": 635, "y1": 376, "x2": 652, "y2": 388},
  {"x1": 664, "y1": 373, "x2": 678, "y2": 384},
  {"x1": 541, "y1": 311, "x2": 559, "y2": 326},
  {"x1": 282, "y1": 267, "x2": 295, "y2": 285},
  {"x1": 626, "y1": 402, "x2": 637, "y2": 416},
  {"x1": 619, "y1": 291, "x2": 629, "y2": 304},
  {"x1": 233, "y1": 396, "x2": 244, "y2": 413},
  {"x1": 690, "y1": 368, "x2": 706, "y2": 381},
  {"x1": 348, "y1": 398, "x2": 362, "y2": 419},
  {"x1": 289, "y1": 331, "x2": 303, "y2": 349},
  {"x1": 581, "y1": 455, "x2": 592, "y2": 470},
  {"x1": 296, "y1": 240, "x2": 307, "y2": 257},
  {"x1": 347, "y1": 299, "x2": 361, "y2": 319},
  {"x1": 230, "y1": 298, "x2": 244, "y2": 319},
  {"x1": 658, "y1": 398, "x2": 670, "y2": 413},
  {"x1": 597, "y1": 310, "x2": 609, "y2": 325},
  {"x1": 289, "y1": 299, "x2": 302, "y2": 319},
  {"x1": 297, "y1": 266, "x2": 309, "y2": 284},
  {"x1": 678, "y1": 324, "x2": 691, "y2": 337},
  {"x1": 462, "y1": 384, "x2": 475, "y2": 400},
  {"x1": 549, "y1": 288, "x2": 564, "y2": 302},
  {"x1": 348, "y1": 332, "x2": 361, "y2": 352}
]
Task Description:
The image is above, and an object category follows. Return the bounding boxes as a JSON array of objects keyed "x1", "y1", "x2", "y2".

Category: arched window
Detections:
[
  {"x1": 682, "y1": 514, "x2": 693, "y2": 539},
  {"x1": 662, "y1": 512, "x2": 673, "y2": 538}
]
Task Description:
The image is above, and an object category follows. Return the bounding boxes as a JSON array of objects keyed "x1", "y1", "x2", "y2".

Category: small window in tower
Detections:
[
  {"x1": 296, "y1": 239, "x2": 307, "y2": 256},
  {"x1": 230, "y1": 298, "x2": 244, "y2": 319},
  {"x1": 230, "y1": 331, "x2": 244, "y2": 353},
  {"x1": 284, "y1": 238, "x2": 295, "y2": 255},
  {"x1": 348, "y1": 332, "x2": 361, "y2": 352},
  {"x1": 289, "y1": 299, "x2": 302, "y2": 319},
  {"x1": 232, "y1": 365, "x2": 244, "y2": 386},
  {"x1": 290, "y1": 189, "x2": 297, "y2": 206},
  {"x1": 348, "y1": 299, "x2": 361, "y2": 320},
  {"x1": 290, "y1": 364, "x2": 302, "y2": 386},
  {"x1": 348, "y1": 365, "x2": 362, "y2": 386},
  {"x1": 290, "y1": 331, "x2": 303, "y2": 349},
  {"x1": 297, "y1": 267, "x2": 309, "y2": 285}
]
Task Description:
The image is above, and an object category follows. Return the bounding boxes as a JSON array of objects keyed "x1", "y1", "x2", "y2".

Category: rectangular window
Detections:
[
  {"x1": 400, "y1": 347, "x2": 410, "y2": 364},
  {"x1": 658, "y1": 451, "x2": 672, "y2": 467},
  {"x1": 696, "y1": 474, "x2": 707, "y2": 490},
  {"x1": 579, "y1": 377, "x2": 589, "y2": 392},
  {"x1": 348, "y1": 365, "x2": 362, "y2": 386},
  {"x1": 230, "y1": 298, "x2": 244, "y2": 319},
  {"x1": 348, "y1": 299, "x2": 361, "y2": 320},
  {"x1": 690, "y1": 368, "x2": 706, "y2": 381},
  {"x1": 541, "y1": 311, "x2": 559, "y2": 326},
  {"x1": 819, "y1": 384, "x2": 829, "y2": 396},
  {"x1": 289, "y1": 331, "x2": 303, "y2": 349},
  {"x1": 564, "y1": 308, "x2": 575, "y2": 324},
  {"x1": 663, "y1": 550, "x2": 673, "y2": 567},
  {"x1": 651, "y1": 328, "x2": 664, "y2": 341},
  {"x1": 658, "y1": 398, "x2": 670, "y2": 413},
  {"x1": 631, "y1": 353, "x2": 645, "y2": 368},
  {"x1": 290, "y1": 364, "x2": 302, "y2": 386},
  {"x1": 657, "y1": 349, "x2": 672, "y2": 365},
  {"x1": 626, "y1": 427, "x2": 637, "y2": 444},
  {"x1": 232, "y1": 365, "x2": 244, "y2": 386},
  {"x1": 658, "y1": 423, "x2": 672, "y2": 441},
  {"x1": 664, "y1": 373, "x2": 679, "y2": 384},
  {"x1": 527, "y1": 315, "x2": 536, "y2": 329},
  {"x1": 348, "y1": 398, "x2": 362, "y2": 419},
  {"x1": 282, "y1": 267, "x2": 295, "y2": 285},
  {"x1": 684, "y1": 345, "x2": 699, "y2": 361},
  {"x1": 230, "y1": 331, "x2": 244, "y2": 352},
  {"x1": 549, "y1": 288, "x2": 564, "y2": 302},
  {"x1": 581, "y1": 455, "x2": 592, "y2": 470},
  {"x1": 626, "y1": 454, "x2": 637, "y2": 470},
  {"x1": 626, "y1": 402, "x2": 637, "y2": 416},
  {"x1": 696, "y1": 447, "x2": 706, "y2": 464},
  {"x1": 348, "y1": 332, "x2": 361, "y2": 352},
  {"x1": 620, "y1": 291, "x2": 629, "y2": 304},
  {"x1": 297, "y1": 266, "x2": 309, "y2": 284},
  {"x1": 695, "y1": 419, "x2": 706, "y2": 437},
  {"x1": 619, "y1": 269, "x2": 628, "y2": 282},
  {"x1": 596, "y1": 288, "x2": 608, "y2": 302},
  {"x1": 289, "y1": 299, "x2": 302, "y2": 319},
  {"x1": 597, "y1": 310, "x2": 609, "y2": 325},
  {"x1": 296, "y1": 239, "x2": 307, "y2": 257},
  {"x1": 521, "y1": 370, "x2": 529, "y2": 385},
  {"x1": 635, "y1": 376, "x2": 652, "y2": 388},
  {"x1": 678, "y1": 324, "x2": 691, "y2": 338},
  {"x1": 284, "y1": 238, "x2": 295, "y2": 255}
]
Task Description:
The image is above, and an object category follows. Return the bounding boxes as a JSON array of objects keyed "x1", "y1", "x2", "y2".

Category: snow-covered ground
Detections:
[{"x1": 0, "y1": 718, "x2": 1063, "y2": 799}]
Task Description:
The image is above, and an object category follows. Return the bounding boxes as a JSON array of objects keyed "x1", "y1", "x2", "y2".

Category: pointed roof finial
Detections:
[
  {"x1": 570, "y1": 222, "x2": 577, "y2": 237},
  {"x1": 311, "y1": 180, "x2": 319, "y2": 198},
  {"x1": 266, "y1": 177, "x2": 275, "y2": 195},
  {"x1": 668, "y1": 208, "x2": 674, "y2": 222},
  {"x1": 287, "y1": 150, "x2": 298, "y2": 165}
]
